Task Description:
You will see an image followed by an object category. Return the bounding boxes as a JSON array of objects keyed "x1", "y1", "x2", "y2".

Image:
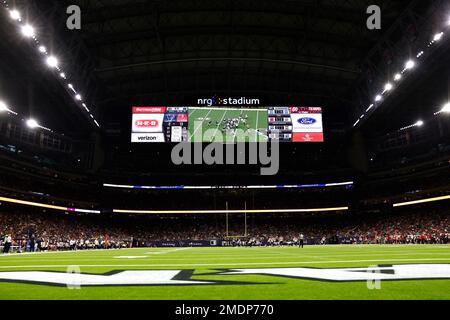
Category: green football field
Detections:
[
  {"x1": 1, "y1": 245, "x2": 450, "y2": 300},
  {"x1": 188, "y1": 107, "x2": 268, "y2": 142}
]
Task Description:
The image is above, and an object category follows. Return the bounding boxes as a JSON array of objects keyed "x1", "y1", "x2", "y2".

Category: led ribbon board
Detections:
[
  {"x1": 103, "y1": 181, "x2": 353, "y2": 190},
  {"x1": 0, "y1": 196, "x2": 100, "y2": 213},
  {"x1": 113, "y1": 207, "x2": 349, "y2": 215},
  {"x1": 393, "y1": 195, "x2": 450, "y2": 207}
]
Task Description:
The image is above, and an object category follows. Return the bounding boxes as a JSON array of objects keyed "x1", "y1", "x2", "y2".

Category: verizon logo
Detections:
[{"x1": 138, "y1": 136, "x2": 158, "y2": 141}]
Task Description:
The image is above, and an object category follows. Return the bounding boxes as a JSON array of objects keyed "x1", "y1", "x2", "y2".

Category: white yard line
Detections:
[
  {"x1": 279, "y1": 252, "x2": 450, "y2": 258},
  {"x1": 0, "y1": 248, "x2": 133, "y2": 258},
  {"x1": 255, "y1": 110, "x2": 260, "y2": 143},
  {"x1": 145, "y1": 248, "x2": 191, "y2": 255},
  {"x1": 212, "y1": 110, "x2": 228, "y2": 142},
  {"x1": 256, "y1": 110, "x2": 259, "y2": 131},
  {"x1": 2, "y1": 258, "x2": 450, "y2": 269},
  {"x1": 188, "y1": 108, "x2": 197, "y2": 118},
  {"x1": 231, "y1": 111, "x2": 243, "y2": 143},
  {"x1": 189, "y1": 109, "x2": 213, "y2": 141},
  {"x1": 1, "y1": 245, "x2": 447, "y2": 259},
  {"x1": 4, "y1": 252, "x2": 450, "y2": 263},
  {"x1": 0, "y1": 256, "x2": 300, "y2": 262},
  {"x1": 248, "y1": 129, "x2": 267, "y2": 141},
  {"x1": 0, "y1": 247, "x2": 193, "y2": 259}
]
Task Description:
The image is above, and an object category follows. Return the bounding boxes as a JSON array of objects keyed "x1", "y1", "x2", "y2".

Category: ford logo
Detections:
[{"x1": 298, "y1": 117, "x2": 317, "y2": 125}]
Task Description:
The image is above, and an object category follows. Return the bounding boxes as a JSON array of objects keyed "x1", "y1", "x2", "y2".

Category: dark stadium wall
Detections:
[
  {"x1": 347, "y1": 130, "x2": 368, "y2": 173},
  {"x1": 91, "y1": 132, "x2": 105, "y2": 172}
]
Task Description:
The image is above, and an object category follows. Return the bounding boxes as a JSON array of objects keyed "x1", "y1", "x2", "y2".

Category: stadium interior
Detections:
[{"x1": 0, "y1": 0, "x2": 449, "y2": 302}]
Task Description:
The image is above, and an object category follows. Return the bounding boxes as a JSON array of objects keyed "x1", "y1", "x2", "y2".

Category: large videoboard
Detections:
[{"x1": 131, "y1": 106, "x2": 323, "y2": 143}]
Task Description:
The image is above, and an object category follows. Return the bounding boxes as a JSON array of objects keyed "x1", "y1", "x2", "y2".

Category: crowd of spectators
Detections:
[
  {"x1": 0, "y1": 211, "x2": 131, "y2": 252},
  {"x1": 0, "y1": 207, "x2": 449, "y2": 253},
  {"x1": 242, "y1": 208, "x2": 450, "y2": 245}
]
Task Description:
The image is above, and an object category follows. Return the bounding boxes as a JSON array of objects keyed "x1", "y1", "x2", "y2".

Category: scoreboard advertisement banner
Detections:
[
  {"x1": 131, "y1": 106, "x2": 189, "y2": 143},
  {"x1": 131, "y1": 106, "x2": 324, "y2": 143},
  {"x1": 266, "y1": 106, "x2": 324, "y2": 142},
  {"x1": 132, "y1": 113, "x2": 165, "y2": 133}
]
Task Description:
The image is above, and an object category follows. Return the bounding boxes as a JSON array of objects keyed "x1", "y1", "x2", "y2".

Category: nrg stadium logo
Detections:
[{"x1": 197, "y1": 96, "x2": 260, "y2": 107}]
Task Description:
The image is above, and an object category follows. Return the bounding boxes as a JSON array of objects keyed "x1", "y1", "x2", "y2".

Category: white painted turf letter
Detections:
[
  {"x1": 0, "y1": 265, "x2": 450, "y2": 287},
  {"x1": 0, "y1": 270, "x2": 213, "y2": 286},
  {"x1": 220, "y1": 264, "x2": 450, "y2": 282}
]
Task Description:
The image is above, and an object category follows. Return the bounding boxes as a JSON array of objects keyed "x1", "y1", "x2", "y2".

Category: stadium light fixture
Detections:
[
  {"x1": 0, "y1": 101, "x2": 9, "y2": 112},
  {"x1": 26, "y1": 119, "x2": 39, "y2": 129},
  {"x1": 68, "y1": 84, "x2": 77, "y2": 93},
  {"x1": 2, "y1": 2, "x2": 101, "y2": 129},
  {"x1": 46, "y1": 56, "x2": 58, "y2": 68},
  {"x1": 353, "y1": 10, "x2": 450, "y2": 130},
  {"x1": 405, "y1": 60, "x2": 415, "y2": 70},
  {"x1": 9, "y1": 9, "x2": 21, "y2": 21},
  {"x1": 433, "y1": 32, "x2": 444, "y2": 42},
  {"x1": 441, "y1": 103, "x2": 450, "y2": 113},
  {"x1": 21, "y1": 24, "x2": 35, "y2": 38},
  {"x1": 415, "y1": 120, "x2": 424, "y2": 127}
]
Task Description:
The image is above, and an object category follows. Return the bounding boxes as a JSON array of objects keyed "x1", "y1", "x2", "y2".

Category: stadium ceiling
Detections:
[
  {"x1": 5, "y1": 0, "x2": 445, "y2": 129},
  {"x1": 63, "y1": 1, "x2": 417, "y2": 110}
]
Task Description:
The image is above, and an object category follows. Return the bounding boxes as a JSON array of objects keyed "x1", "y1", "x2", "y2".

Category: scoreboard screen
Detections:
[{"x1": 131, "y1": 106, "x2": 324, "y2": 143}]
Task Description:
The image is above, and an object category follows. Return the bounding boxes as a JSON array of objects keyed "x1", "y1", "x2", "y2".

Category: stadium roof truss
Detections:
[
  {"x1": 57, "y1": 0, "x2": 419, "y2": 117},
  {"x1": 352, "y1": 0, "x2": 450, "y2": 128},
  {"x1": 1, "y1": 0, "x2": 103, "y2": 129},
  {"x1": 3, "y1": 0, "x2": 446, "y2": 129}
]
